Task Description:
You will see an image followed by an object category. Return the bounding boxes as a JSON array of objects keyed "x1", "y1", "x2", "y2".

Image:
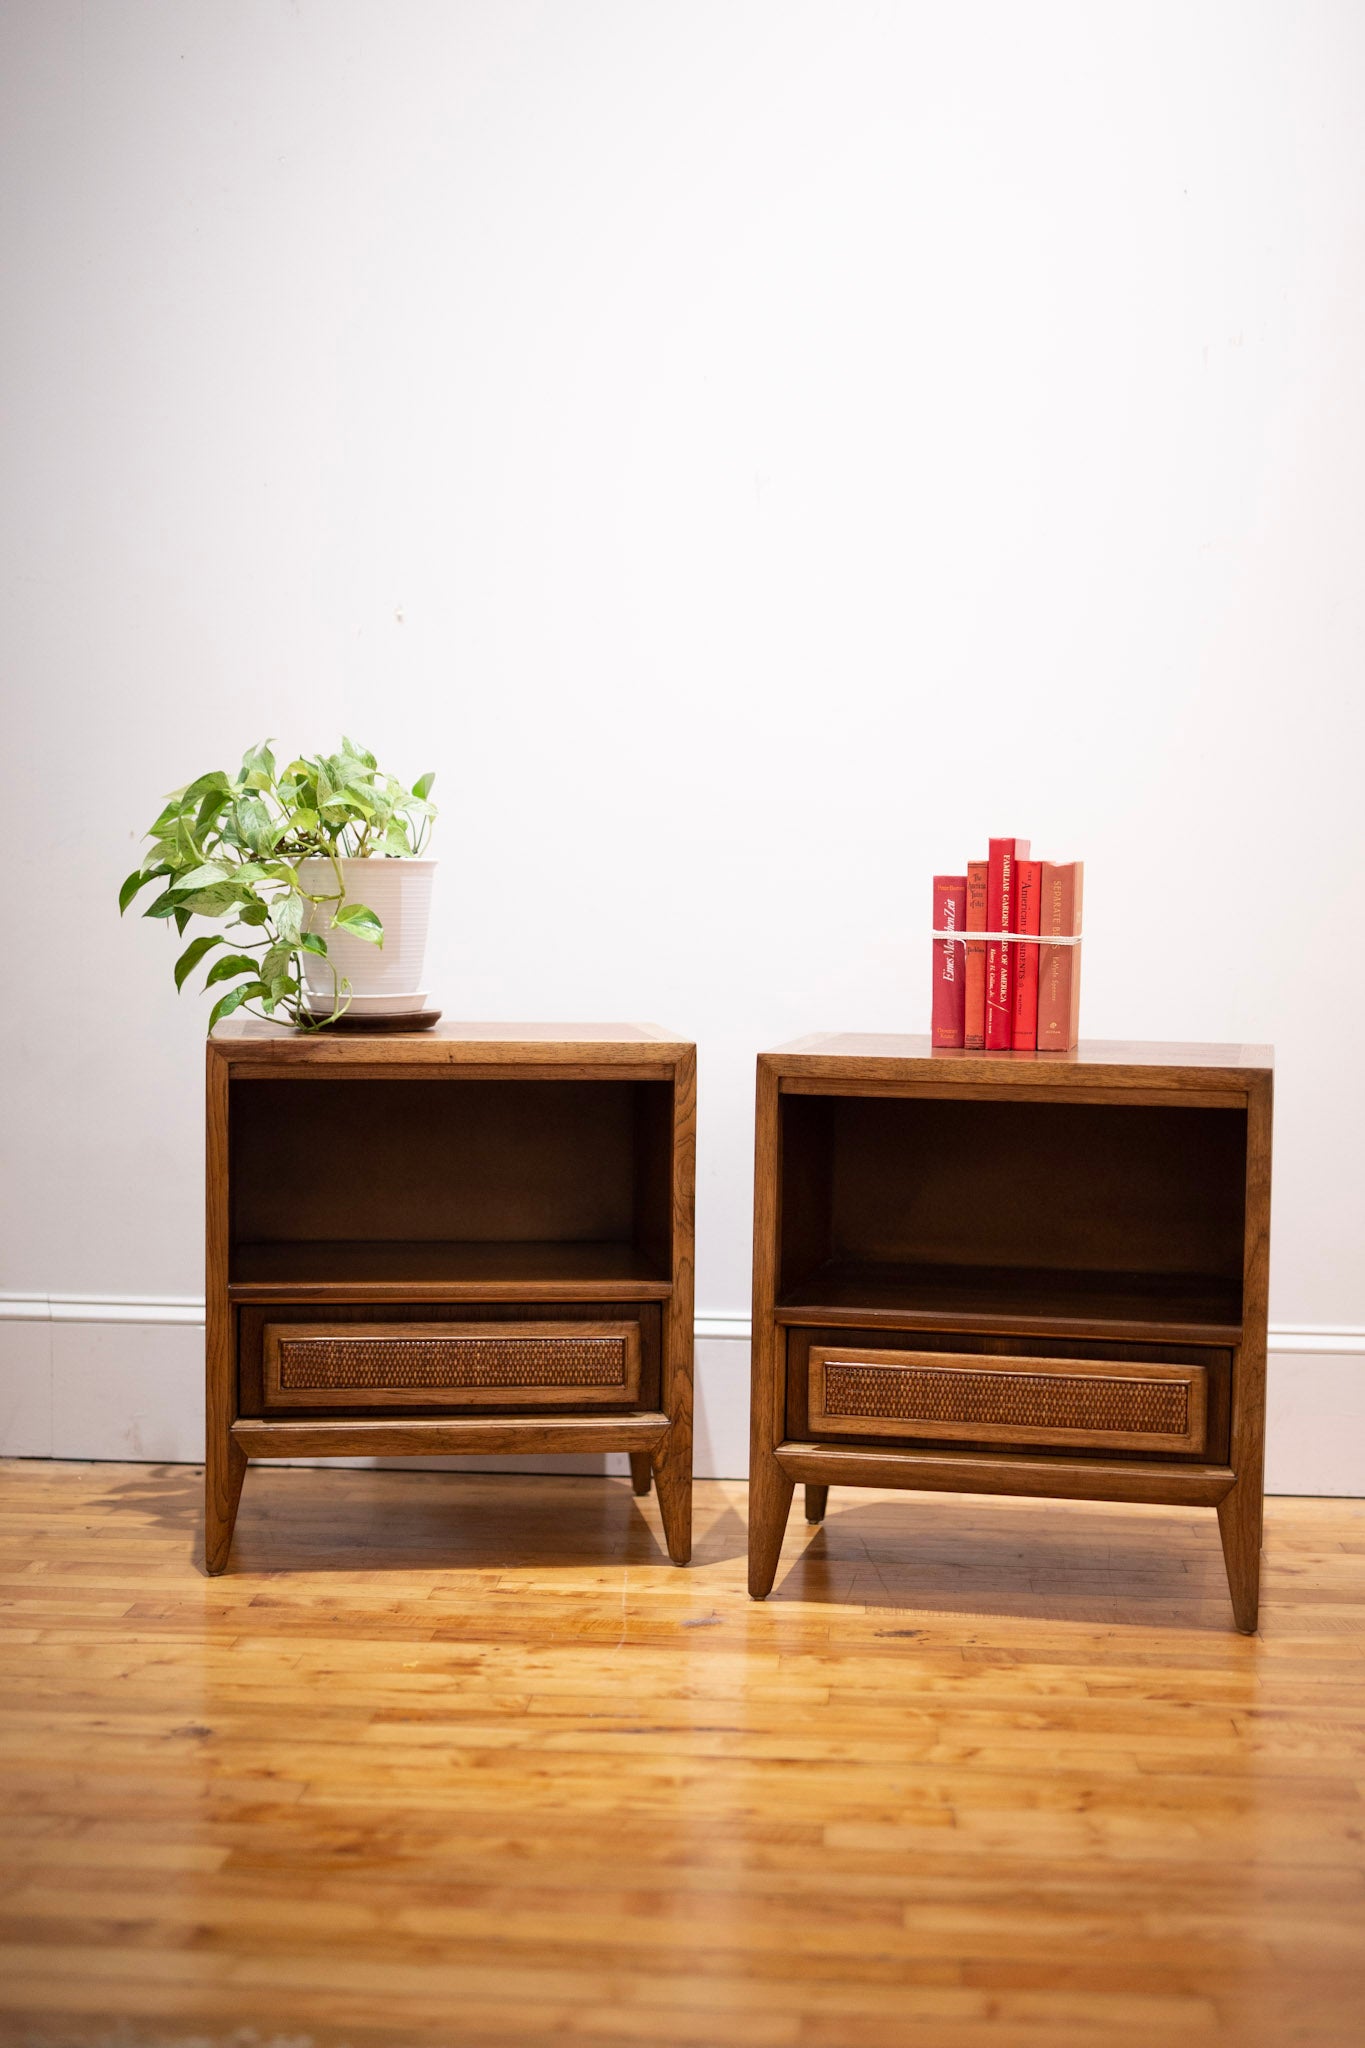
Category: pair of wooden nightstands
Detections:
[{"x1": 205, "y1": 1024, "x2": 1272, "y2": 1631}]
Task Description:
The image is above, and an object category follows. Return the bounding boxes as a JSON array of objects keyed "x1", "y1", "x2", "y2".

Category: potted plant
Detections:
[{"x1": 119, "y1": 738, "x2": 437, "y2": 1029}]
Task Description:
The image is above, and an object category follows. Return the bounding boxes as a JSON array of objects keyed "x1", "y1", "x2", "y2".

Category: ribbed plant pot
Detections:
[{"x1": 296, "y1": 857, "x2": 436, "y2": 1018}]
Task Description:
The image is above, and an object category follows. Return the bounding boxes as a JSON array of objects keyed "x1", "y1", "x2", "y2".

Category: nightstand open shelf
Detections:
[
  {"x1": 774, "y1": 1264, "x2": 1242, "y2": 1344},
  {"x1": 207, "y1": 1023, "x2": 695, "y2": 1572},
  {"x1": 749, "y1": 1036, "x2": 1272, "y2": 1630},
  {"x1": 229, "y1": 1240, "x2": 673, "y2": 1301}
]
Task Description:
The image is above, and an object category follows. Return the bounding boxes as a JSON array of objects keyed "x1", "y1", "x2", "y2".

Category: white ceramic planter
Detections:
[{"x1": 295, "y1": 857, "x2": 436, "y2": 1017}]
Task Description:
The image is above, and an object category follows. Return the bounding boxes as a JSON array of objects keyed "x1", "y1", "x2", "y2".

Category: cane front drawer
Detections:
[
  {"x1": 807, "y1": 1343, "x2": 1209, "y2": 1456},
  {"x1": 260, "y1": 1318, "x2": 642, "y2": 1412}
]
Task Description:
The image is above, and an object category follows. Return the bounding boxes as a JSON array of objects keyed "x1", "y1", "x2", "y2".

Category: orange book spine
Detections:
[
  {"x1": 1037, "y1": 861, "x2": 1084, "y2": 1051},
  {"x1": 963, "y1": 860, "x2": 988, "y2": 1050},
  {"x1": 1011, "y1": 859, "x2": 1042, "y2": 1050}
]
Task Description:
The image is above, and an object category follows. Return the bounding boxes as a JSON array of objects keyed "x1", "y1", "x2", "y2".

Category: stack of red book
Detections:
[{"x1": 931, "y1": 841, "x2": 1083, "y2": 1052}]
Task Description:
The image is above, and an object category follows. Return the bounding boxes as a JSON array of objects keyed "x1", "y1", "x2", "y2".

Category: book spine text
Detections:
[
  {"x1": 986, "y1": 837, "x2": 1029, "y2": 1049},
  {"x1": 931, "y1": 875, "x2": 967, "y2": 1048},
  {"x1": 964, "y1": 860, "x2": 988, "y2": 1050},
  {"x1": 1011, "y1": 858, "x2": 1042, "y2": 1051},
  {"x1": 1037, "y1": 861, "x2": 1084, "y2": 1052}
]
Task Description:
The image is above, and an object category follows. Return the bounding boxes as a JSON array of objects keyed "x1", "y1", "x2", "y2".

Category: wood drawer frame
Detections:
[
  {"x1": 807, "y1": 1343, "x2": 1209, "y2": 1456},
  {"x1": 261, "y1": 1318, "x2": 642, "y2": 1412}
]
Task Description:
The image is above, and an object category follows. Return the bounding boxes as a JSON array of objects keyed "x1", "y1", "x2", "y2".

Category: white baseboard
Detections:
[{"x1": 1, "y1": 1296, "x2": 1360, "y2": 1494}]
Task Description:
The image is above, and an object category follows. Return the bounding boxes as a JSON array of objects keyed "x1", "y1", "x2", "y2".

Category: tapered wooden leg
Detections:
[
  {"x1": 748, "y1": 1453, "x2": 795, "y2": 1598},
  {"x1": 1217, "y1": 1480, "x2": 1262, "y2": 1634},
  {"x1": 205, "y1": 1438, "x2": 247, "y2": 1576},
  {"x1": 651, "y1": 1430, "x2": 691, "y2": 1565},
  {"x1": 628, "y1": 1452, "x2": 653, "y2": 1498},
  {"x1": 804, "y1": 1484, "x2": 829, "y2": 1524}
]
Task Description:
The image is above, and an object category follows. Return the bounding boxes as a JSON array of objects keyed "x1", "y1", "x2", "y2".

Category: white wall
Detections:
[{"x1": 2, "y1": 2, "x2": 1362, "y2": 1484}]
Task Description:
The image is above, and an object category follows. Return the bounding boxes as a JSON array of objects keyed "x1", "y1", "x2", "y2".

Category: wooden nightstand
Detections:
[
  {"x1": 205, "y1": 1022, "x2": 695, "y2": 1572},
  {"x1": 748, "y1": 1036, "x2": 1272, "y2": 1631}
]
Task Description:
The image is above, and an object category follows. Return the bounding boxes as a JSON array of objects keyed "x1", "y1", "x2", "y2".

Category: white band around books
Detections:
[{"x1": 930, "y1": 930, "x2": 1083, "y2": 946}]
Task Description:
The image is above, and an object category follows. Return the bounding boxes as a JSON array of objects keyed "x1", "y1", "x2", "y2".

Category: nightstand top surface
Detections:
[
  {"x1": 209, "y1": 1020, "x2": 692, "y2": 1066},
  {"x1": 763, "y1": 1034, "x2": 1272, "y2": 1076}
]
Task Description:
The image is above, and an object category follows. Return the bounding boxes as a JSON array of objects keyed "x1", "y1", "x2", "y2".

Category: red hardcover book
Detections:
[
  {"x1": 985, "y1": 837, "x2": 1030, "y2": 1050},
  {"x1": 1011, "y1": 858, "x2": 1042, "y2": 1051},
  {"x1": 931, "y1": 875, "x2": 967, "y2": 1048},
  {"x1": 1037, "y1": 861, "x2": 1084, "y2": 1051},
  {"x1": 963, "y1": 859, "x2": 988, "y2": 1050}
]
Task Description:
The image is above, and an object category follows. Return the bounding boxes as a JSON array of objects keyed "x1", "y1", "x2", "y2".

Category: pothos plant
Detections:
[{"x1": 119, "y1": 739, "x2": 436, "y2": 1030}]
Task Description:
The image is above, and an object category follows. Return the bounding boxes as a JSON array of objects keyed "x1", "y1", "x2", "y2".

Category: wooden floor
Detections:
[{"x1": 0, "y1": 1465, "x2": 1362, "y2": 2048}]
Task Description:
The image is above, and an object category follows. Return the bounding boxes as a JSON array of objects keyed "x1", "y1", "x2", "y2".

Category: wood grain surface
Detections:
[
  {"x1": 1, "y1": 1461, "x2": 1361, "y2": 2048},
  {"x1": 766, "y1": 1034, "x2": 1274, "y2": 1077}
]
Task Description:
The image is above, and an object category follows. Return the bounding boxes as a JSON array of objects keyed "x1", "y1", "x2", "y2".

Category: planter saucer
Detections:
[{"x1": 301, "y1": 1007, "x2": 443, "y2": 1034}]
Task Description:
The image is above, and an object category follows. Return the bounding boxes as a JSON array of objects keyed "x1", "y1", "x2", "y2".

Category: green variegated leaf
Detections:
[
  {"x1": 412, "y1": 772, "x2": 435, "y2": 799},
  {"x1": 178, "y1": 882, "x2": 242, "y2": 916},
  {"x1": 207, "y1": 981, "x2": 265, "y2": 1032},
  {"x1": 275, "y1": 891, "x2": 304, "y2": 944},
  {"x1": 195, "y1": 793, "x2": 230, "y2": 840},
  {"x1": 238, "y1": 900, "x2": 270, "y2": 926},
  {"x1": 299, "y1": 932, "x2": 328, "y2": 957},
  {"x1": 143, "y1": 886, "x2": 189, "y2": 920},
  {"x1": 119, "y1": 865, "x2": 168, "y2": 914},
  {"x1": 235, "y1": 794, "x2": 274, "y2": 852},
  {"x1": 261, "y1": 941, "x2": 293, "y2": 984},
  {"x1": 332, "y1": 901, "x2": 383, "y2": 945},
  {"x1": 173, "y1": 935, "x2": 224, "y2": 990},
  {"x1": 204, "y1": 953, "x2": 261, "y2": 988},
  {"x1": 179, "y1": 770, "x2": 230, "y2": 805},
  {"x1": 179, "y1": 862, "x2": 232, "y2": 890}
]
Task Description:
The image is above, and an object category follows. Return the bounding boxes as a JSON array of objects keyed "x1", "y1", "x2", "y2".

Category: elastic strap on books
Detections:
[{"x1": 929, "y1": 930, "x2": 1083, "y2": 946}]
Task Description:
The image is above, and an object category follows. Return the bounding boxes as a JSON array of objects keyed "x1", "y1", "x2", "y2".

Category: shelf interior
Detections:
[
  {"x1": 775, "y1": 1260, "x2": 1242, "y2": 1341},
  {"x1": 777, "y1": 1092, "x2": 1248, "y2": 1340},
  {"x1": 229, "y1": 1075, "x2": 675, "y2": 1291},
  {"x1": 230, "y1": 1239, "x2": 672, "y2": 1300}
]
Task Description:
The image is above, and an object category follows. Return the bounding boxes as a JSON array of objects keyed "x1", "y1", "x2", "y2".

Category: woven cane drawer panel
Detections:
[
  {"x1": 808, "y1": 1346, "x2": 1208, "y2": 1454},
  {"x1": 262, "y1": 1320, "x2": 641, "y2": 1411}
]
